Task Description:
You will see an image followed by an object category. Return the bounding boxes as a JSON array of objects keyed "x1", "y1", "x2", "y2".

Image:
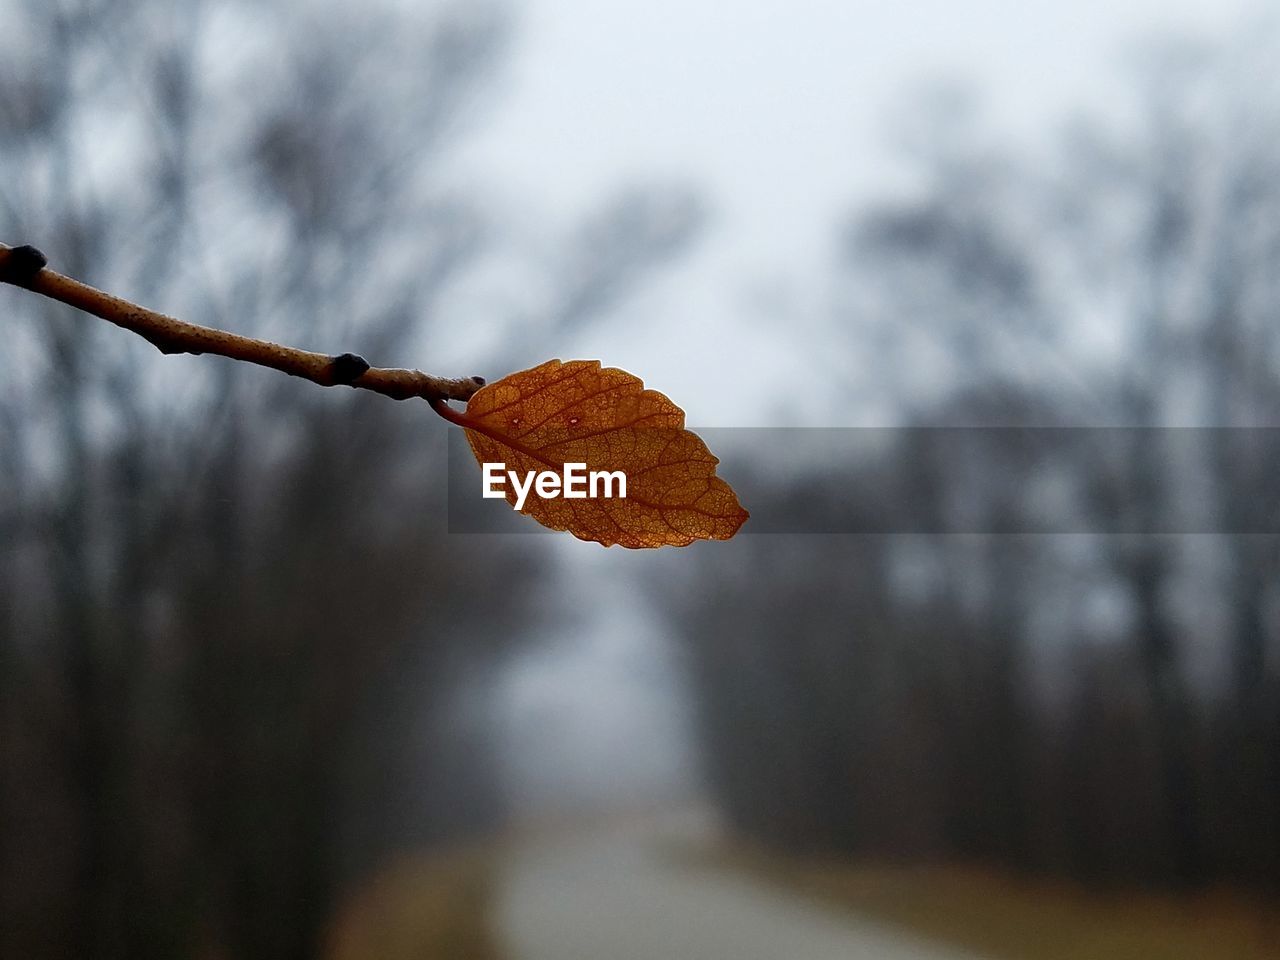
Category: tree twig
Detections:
[{"x1": 0, "y1": 242, "x2": 485, "y2": 406}]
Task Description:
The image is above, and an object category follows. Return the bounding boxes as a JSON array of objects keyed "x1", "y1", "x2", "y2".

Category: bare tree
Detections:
[
  {"x1": 671, "y1": 35, "x2": 1280, "y2": 891},
  {"x1": 0, "y1": 1, "x2": 708, "y2": 957}
]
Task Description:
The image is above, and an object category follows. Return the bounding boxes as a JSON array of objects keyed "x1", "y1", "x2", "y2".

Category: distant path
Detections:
[{"x1": 496, "y1": 812, "x2": 994, "y2": 960}]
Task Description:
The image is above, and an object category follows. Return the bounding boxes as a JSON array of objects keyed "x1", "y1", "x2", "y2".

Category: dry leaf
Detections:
[{"x1": 442, "y1": 359, "x2": 748, "y2": 548}]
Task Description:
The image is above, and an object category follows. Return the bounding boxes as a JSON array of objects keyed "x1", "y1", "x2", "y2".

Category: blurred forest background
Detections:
[{"x1": 2, "y1": 1, "x2": 1278, "y2": 959}]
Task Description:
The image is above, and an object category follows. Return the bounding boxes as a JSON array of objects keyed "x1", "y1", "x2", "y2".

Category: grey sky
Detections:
[
  {"x1": 450, "y1": 0, "x2": 1257, "y2": 427},
  {"x1": 471, "y1": 0, "x2": 1262, "y2": 814}
]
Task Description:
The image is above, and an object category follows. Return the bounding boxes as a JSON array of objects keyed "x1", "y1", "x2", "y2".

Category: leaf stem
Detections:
[
  {"x1": 429, "y1": 397, "x2": 475, "y2": 428},
  {"x1": 0, "y1": 242, "x2": 486, "y2": 409}
]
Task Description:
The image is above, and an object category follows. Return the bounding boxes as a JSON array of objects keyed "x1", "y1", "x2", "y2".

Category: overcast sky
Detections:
[
  {"x1": 469, "y1": 0, "x2": 1265, "y2": 814},
  {"x1": 448, "y1": 0, "x2": 1260, "y2": 428}
]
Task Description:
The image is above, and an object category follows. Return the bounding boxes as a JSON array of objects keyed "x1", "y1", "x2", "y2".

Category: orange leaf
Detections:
[{"x1": 439, "y1": 359, "x2": 748, "y2": 548}]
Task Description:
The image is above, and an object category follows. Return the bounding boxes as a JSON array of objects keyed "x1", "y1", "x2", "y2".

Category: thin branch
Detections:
[{"x1": 0, "y1": 242, "x2": 485, "y2": 407}]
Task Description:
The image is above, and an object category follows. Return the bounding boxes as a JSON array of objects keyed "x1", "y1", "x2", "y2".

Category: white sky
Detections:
[
  {"x1": 450, "y1": 0, "x2": 1258, "y2": 427},
  {"x1": 466, "y1": 0, "x2": 1262, "y2": 813}
]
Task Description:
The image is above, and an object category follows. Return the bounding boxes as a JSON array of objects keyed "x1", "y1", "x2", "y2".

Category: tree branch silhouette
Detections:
[{"x1": 0, "y1": 242, "x2": 485, "y2": 408}]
